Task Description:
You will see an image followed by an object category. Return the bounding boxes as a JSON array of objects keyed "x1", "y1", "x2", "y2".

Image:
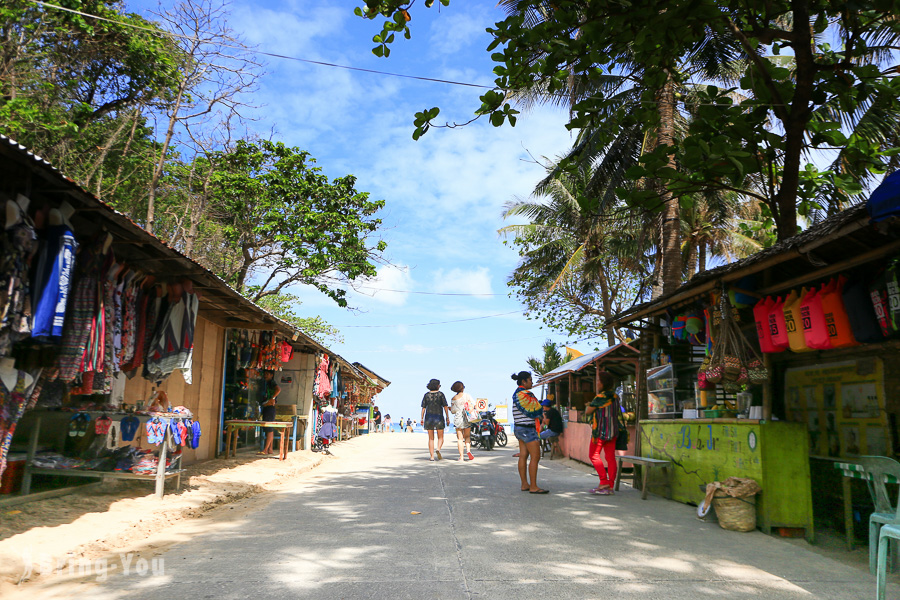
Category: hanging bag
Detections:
[
  {"x1": 615, "y1": 400, "x2": 629, "y2": 450},
  {"x1": 800, "y1": 285, "x2": 833, "y2": 350},
  {"x1": 819, "y1": 276, "x2": 858, "y2": 348}
]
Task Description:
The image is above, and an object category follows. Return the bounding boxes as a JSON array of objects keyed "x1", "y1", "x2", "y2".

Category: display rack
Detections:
[{"x1": 20, "y1": 412, "x2": 184, "y2": 500}]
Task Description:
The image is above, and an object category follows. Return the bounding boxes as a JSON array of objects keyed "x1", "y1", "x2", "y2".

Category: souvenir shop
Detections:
[
  {"x1": 610, "y1": 201, "x2": 900, "y2": 543},
  {"x1": 0, "y1": 134, "x2": 297, "y2": 500},
  {"x1": 306, "y1": 354, "x2": 386, "y2": 446}
]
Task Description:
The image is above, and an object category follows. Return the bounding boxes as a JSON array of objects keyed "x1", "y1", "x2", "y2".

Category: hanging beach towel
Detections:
[
  {"x1": 843, "y1": 277, "x2": 884, "y2": 343},
  {"x1": 819, "y1": 276, "x2": 858, "y2": 348},
  {"x1": 800, "y1": 285, "x2": 833, "y2": 350},
  {"x1": 783, "y1": 289, "x2": 813, "y2": 352}
]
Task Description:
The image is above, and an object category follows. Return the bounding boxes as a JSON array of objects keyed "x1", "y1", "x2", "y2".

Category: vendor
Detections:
[{"x1": 260, "y1": 370, "x2": 280, "y2": 455}]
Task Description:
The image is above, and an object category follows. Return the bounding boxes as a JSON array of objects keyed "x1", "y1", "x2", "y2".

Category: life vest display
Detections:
[
  {"x1": 753, "y1": 297, "x2": 784, "y2": 353},
  {"x1": 800, "y1": 285, "x2": 833, "y2": 350},
  {"x1": 783, "y1": 289, "x2": 813, "y2": 352},
  {"x1": 843, "y1": 277, "x2": 884, "y2": 343},
  {"x1": 819, "y1": 276, "x2": 858, "y2": 348},
  {"x1": 767, "y1": 295, "x2": 789, "y2": 350}
]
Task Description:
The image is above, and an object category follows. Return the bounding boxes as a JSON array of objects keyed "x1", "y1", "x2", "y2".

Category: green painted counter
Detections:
[{"x1": 641, "y1": 419, "x2": 813, "y2": 540}]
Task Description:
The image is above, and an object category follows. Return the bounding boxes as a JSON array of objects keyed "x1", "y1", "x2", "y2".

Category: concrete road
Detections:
[{"x1": 62, "y1": 433, "x2": 874, "y2": 599}]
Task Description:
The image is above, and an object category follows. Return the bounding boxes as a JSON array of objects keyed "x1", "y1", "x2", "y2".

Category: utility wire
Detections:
[
  {"x1": 338, "y1": 310, "x2": 521, "y2": 327},
  {"x1": 30, "y1": 0, "x2": 492, "y2": 89},
  {"x1": 30, "y1": 0, "x2": 797, "y2": 108},
  {"x1": 349, "y1": 285, "x2": 505, "y2": 296}
]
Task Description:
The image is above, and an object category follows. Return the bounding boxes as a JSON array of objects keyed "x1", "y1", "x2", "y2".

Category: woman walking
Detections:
[
  {"x1": 421, "y1": 379, "x2": 450, "y2": 461},
  {"x1": 449, "y1": 381, "x2": 475, "y2": 461},
  {"x1": 511, "y1": 371, "x2": 547, "y2": 493},
  {"x1": 585, "y1": 371, "x2": 620, "y2": 495}
]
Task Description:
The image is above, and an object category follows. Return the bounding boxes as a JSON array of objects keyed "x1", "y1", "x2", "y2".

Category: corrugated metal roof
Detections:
[{"x1": 537, "y1": 343, "x2": 639, "y2": 384}]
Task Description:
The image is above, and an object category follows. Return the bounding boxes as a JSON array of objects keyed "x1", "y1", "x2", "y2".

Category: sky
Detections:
[{"x1": 124, "y1": 0, "x2": 592, "y2": 421}]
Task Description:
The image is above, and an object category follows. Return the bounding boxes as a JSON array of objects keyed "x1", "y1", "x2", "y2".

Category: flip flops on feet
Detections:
[
  {"x1": 435, "y1": 450, "x2": 442, "y2": 460},
  {"x1": 529, "y1": 489, "x2": 550, "y2": 494}
]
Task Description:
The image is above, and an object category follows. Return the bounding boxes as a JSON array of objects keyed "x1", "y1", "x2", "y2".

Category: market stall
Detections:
[
  {"x1": 610, "y1": 202, "x2": 900, "y2": 542},
  {"x1": 537, "y1": 344, "x2": 640, "y2": 464}
]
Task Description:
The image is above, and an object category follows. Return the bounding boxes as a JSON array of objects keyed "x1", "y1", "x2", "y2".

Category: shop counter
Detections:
[{"x1": 641, "y1": 419, "x2": 813, "y2": 540}]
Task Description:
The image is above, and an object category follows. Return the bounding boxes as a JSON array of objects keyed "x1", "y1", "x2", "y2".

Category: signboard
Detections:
[
  {"x1": 494, "y1": 404, "x2": 509, "y2": 423},
  {"x1": 784, "y1": 359, "x2": 889, "y2": 457}
]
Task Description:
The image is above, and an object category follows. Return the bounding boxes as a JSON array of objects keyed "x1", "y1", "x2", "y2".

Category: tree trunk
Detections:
[
  {"x1": 147, "y1": 83, "x2": 186, "y2": 234},
  {"x1": 698, "y1": 241, "x2": 707, "y2": 273},
  {"x1": 596, "y1": 268, "x2": 616, "y2": 347},
  {"x1": 655, "y1": 71, "x2": 683, "y2": 295}
]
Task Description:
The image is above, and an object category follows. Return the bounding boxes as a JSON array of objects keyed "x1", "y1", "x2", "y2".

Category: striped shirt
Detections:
[{"x1": 512, "y1": 386, "x2": 542, "y2": 427}]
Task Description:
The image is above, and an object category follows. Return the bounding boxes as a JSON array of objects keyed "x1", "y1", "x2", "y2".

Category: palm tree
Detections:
[{"x1": 501, "y1": 161, "x2": 650, "y2": 346}]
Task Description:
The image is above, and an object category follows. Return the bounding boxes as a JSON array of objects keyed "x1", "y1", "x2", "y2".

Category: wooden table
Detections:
[
  {"x1": 224, "y1": 420, "x2": 293, "y2": 461},
  {"x1": 614, "y1": 455, "x2": 672, "y2": 500},
  {"x1": 834, "y1": 460, "x2": 898, "y2": 551}
]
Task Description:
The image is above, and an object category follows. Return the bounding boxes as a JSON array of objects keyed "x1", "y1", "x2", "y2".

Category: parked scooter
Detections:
[{"x1": 473, "y1": 410, "x2": 498, "y2": 450}]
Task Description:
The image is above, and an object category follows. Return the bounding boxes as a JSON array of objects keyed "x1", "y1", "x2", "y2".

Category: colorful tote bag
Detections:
[
  {"x1": 819, "y1": 276, "x2": 858, "y2": 348},
  {"x1": 843, "y1": 277, "x2": 884, "y2": 343},
  {"x1": 783, "y1": 289, "x2": 813, "y2": 352},
  {"x1": 753, "y1": 297, "x2": 783, "y2": 353},
  {"x1": 801, "y1": 285, "x2": 833, "y2": 350},
  {"x1": 767, "y1": 295, "x2": 790, "y2": 349},
  {"x1": 869, "y1": 270, "x2": 893, "y2": 338}
]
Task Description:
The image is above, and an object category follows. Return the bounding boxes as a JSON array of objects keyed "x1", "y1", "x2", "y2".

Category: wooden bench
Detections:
[{"x1": 614, "y1": 455, "x2": 672, "y2": 500}]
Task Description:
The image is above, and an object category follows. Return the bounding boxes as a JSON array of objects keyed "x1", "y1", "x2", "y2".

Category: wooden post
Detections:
[
  {"x1": 155, "y1": 437, "x2": 168, "y2": 499},
  {"x1": 21, "y1": 414, "x2": 41, "y2": 496},
  {"x1": 762, "y1": 353, "x2": 773, "y2": 420},
  {"x1": 568, "y1": 374, "x2": 574, "y2": 413}
]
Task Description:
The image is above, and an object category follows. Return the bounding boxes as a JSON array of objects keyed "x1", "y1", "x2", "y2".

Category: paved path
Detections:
[{"x1": 41, "y1": 433, "x2": 876, "y2": 599}]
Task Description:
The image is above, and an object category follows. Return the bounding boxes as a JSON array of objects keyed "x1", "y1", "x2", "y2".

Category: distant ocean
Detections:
[{"x1": 386, "y1": 422, "x2": 453, "y2": 433}]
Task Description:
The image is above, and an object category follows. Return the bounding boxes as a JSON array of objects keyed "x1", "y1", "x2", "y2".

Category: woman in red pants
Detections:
[{"x1": 585, "y1": 371, "x2": 620, "y2": 495}]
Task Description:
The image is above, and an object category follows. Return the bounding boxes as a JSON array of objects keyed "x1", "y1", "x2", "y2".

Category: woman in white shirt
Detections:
[{"x1": 450, "y1": 381, "x2": 475, "y2": 461}]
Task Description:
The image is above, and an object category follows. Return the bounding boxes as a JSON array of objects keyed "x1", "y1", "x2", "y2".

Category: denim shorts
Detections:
[{"x1": 514, "y1": 425, "x2": 540, "y2": 444}]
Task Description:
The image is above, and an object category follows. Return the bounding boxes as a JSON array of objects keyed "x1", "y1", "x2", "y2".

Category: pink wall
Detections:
[{"x1": 561, "y1": 410, "x2": 635, "y2": 468}]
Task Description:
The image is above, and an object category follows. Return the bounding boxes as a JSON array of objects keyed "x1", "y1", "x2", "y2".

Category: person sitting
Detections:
[{"x1": 540, "y1": 399, "x2": 564, "y2": 459}]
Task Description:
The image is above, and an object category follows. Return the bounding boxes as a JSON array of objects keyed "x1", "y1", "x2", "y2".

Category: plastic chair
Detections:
[{"x1": 858, "y1": 456, "x2": 900, "y2": 578}]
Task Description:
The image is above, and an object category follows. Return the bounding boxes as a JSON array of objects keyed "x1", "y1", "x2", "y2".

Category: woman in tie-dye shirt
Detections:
[{"x1": 511, "y1": 370, "x2": 548, "y2": 494}]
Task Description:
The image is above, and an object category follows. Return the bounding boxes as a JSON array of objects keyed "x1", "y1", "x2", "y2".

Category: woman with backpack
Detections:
[{"x1": 584, "y1": 371, "x2": 620, "y2": 495}]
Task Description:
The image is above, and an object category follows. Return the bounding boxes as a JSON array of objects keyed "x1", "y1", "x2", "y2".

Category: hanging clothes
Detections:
[
  {"x1": 0, "y1": 370, "x2": 34, "y2": 480},
  {"x1": 31, "y1": 222, "x2": 77, "y2": 339},
  {"x1": 314, "y1": 354, "x2": 331, "y2": 398},
  {"x1": 0, "y1": 214, "x2": 37, "y2": 356},
  {"x1": 144, "y1": 285, "x2": 199, "y2": 384},
  {"x1": 51, "y1": 239, "x2": 106, "y2": 383}
]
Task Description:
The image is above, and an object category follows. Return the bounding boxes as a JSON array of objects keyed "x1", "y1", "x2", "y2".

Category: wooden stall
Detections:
[{"x1": 610, "y1": 204, "x2": 900, "y2": 542}]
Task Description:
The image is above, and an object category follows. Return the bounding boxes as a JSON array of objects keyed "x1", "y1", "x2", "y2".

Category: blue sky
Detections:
[{"x1": 126, "y1": 0, "x2": 590, "y2": 421}]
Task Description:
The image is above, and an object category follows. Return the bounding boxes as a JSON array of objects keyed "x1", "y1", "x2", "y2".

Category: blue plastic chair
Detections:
[
  {"x1": 861, "y1": 457, "x2": 900, "y2": 574},
  {"x1": 859, "y1": 457, "x2": 900, "y2": 599}
]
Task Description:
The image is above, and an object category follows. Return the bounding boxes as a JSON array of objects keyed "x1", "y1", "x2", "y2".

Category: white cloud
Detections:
[
  {"x1": 402, "y1": 344, "x2": 431, "y2": 354},
  {"x1": 351, "y1": 264, "x2": 414, "y2": 306},
  {"x1": 432, "y1": 267, "x2": 493, "y2": 296}
]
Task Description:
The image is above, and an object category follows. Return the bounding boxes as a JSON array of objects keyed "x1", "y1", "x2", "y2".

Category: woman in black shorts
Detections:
[{"x1": 421, "y1": 379, "x2": 450, "y2": 461}]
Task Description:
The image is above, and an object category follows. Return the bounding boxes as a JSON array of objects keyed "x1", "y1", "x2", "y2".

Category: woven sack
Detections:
[
  {"x1": 736, "y1": 367, "x2": 749, "y2": 385},
  {"x1": 747, "y1": 359, "x2": 769, "y2": 384},
  {"x1": 706, "y1": 363, "x2": 724, "y2": 384},
  {"x1": 723, "y1": 355, "x2": 742, "y2": 381},
  {"x1": 713, "y1": 493, "x2": 757, "y2": 532}
]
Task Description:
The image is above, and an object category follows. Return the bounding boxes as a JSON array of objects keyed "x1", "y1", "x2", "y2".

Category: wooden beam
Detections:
[{"x1": 757, "y1": 238, "x2": 900, "y2": 295}]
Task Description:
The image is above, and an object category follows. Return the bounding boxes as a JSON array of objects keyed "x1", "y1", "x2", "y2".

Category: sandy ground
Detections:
[{"x1": 0, "y1": 443, "x2": 330, "y2": 596}]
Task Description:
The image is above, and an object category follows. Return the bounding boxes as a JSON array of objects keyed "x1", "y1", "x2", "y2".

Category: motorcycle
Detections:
[
  {"x1": 472, "y1": 410, "x2": 499, "y2": 451},
  {"x1": 485, "y1": 410, "x2": 507, "y2": 447}
]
